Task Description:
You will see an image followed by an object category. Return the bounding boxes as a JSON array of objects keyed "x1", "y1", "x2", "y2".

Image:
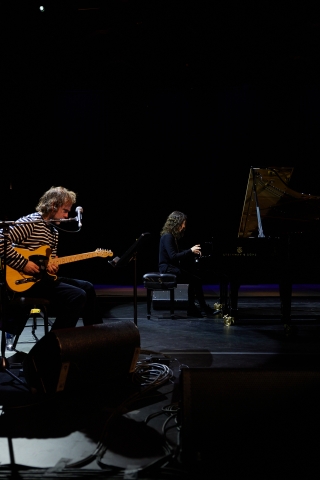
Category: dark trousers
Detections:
[
  {"x1": 181, "y1": 271, "x2": 206, "y2": 307},
  {"x1": 17, "y1": 276, "x2": 102, "y2": 330},
  {"x1": 165, "y1": 267, "x2": 206, "y2": 308}
]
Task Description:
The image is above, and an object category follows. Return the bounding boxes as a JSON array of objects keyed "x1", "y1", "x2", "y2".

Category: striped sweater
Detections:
[{"x1": 0, "y1": 212, "x2": 58, "y2": 271}]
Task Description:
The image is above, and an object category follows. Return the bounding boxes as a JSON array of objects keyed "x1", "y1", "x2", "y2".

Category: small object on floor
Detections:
[
  {"x1": 223, "y1": 315, "x2": 235, "y2": 326},
  {"x1": 214, "y1": 302, "x2": 222, "y2": 311}
]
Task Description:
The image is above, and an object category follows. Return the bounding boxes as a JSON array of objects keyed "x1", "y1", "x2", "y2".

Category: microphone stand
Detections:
[
  {"x1": 0, "y1": 221, "x2": 27, "y2": 385},
  {"x1": 0, "y1": 216, "x2": 80, "y2": 386}
]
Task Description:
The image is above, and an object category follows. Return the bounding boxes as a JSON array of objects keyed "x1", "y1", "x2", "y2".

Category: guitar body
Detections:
[
  {"x1": 6, "y1": 246, "x2": 53, "y2": 292},
  {"x1": 6, "y1": 245, "x2": 113, "y2": 293}
]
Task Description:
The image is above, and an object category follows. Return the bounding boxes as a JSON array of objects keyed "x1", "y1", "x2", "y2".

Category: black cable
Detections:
[
  {"x1": 133, "y1": 362, "x2": 173, "y2": 387},
  {"x1": 144, "y1": 405, "x2": 180, "y2": 458},
  {"x1": 65, "y1": 362, "x2": 173, "y2": 470},
  {"x1": 0, "y1": 464, "x2": 126, "y2": 478},
  {"x1": 0, "y1": 357, "x2": 179, "y2": 478}
]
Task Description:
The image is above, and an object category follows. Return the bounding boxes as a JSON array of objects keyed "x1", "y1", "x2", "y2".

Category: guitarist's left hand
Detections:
[{"x1": 47, "y1": 259, "x2": 59, "y2": 275}]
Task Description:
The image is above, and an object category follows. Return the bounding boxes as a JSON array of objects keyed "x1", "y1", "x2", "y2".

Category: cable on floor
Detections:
[
  {"x1": 0, "y1": 355, "x2": 182, "y2": 478},
  {"x1": 132, "y1": 362, "x2": 174, "y2": 387},
  {"x1": 65, "y1": 359, "x2": 174, "y2": 471},
  {"x1": 144, "y1": 403, "x2": 181, "y2": 460}
]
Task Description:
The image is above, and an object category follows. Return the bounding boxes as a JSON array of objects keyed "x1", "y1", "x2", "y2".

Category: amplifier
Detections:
[{"x1": 152, "y1": 283, "x2": 188, "y2": 310}]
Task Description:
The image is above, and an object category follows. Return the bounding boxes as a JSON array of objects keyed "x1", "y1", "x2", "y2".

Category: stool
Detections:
[
  {"x1": 143, "y1": 272, "x2": 177, "y2": 319},
  {"x1": 11, "y1": 297, "x2": 51, "y2": 350}
]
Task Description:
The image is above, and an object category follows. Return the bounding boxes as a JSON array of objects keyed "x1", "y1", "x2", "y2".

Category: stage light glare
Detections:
[{"x1": 39, "y1": 6, "x2": 45, "y2": 12}]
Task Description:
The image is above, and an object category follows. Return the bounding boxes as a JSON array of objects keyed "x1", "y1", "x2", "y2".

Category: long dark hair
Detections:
[{"x1": 160, "y1": 211, "x2": 187, "y2": 239}]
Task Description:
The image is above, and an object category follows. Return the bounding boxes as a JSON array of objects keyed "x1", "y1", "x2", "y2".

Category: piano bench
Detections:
[{"x1": 142, "y1": 272, "x2": 177, "y2": 319}]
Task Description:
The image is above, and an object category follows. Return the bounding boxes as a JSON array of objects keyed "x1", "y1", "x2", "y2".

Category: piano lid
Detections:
[{"x1": 238, "y1": 167, "x2": 320, "y2": 238}]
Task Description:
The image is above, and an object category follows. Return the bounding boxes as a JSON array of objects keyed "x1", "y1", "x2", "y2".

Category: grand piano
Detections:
[{"x1": 210, "y1": 166, "x2": 320, "y2": 333}]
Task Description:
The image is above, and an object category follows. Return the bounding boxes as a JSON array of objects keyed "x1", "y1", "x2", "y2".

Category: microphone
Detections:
[{"x1": 75, "y1": 206, "x2": 83, "y2": 228}]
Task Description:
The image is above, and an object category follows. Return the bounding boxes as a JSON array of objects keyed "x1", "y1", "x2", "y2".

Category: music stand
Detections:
[{"x1": 109, "y1": 232, "x2": 150, "y2": 325}]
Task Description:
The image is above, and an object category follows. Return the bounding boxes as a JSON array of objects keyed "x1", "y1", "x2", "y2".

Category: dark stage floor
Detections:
[{"x1": 1, "y1": 284, "x2": 320, "y2": 479}]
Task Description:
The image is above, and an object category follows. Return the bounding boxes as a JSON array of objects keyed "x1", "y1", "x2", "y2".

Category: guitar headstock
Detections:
[{"x1": 95, "y1": 248, "x2": 113, "y2": 258}]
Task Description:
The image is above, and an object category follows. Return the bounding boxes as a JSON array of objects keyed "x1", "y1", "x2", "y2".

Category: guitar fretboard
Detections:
[{"x1": 50, "y1": 251, "x2": 109, "y2": 266}]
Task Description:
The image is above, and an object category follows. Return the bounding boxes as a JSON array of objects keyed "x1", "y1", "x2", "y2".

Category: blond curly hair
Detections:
[{"x1": 36, "y1": 186, "x2": 77, "y2": 216}]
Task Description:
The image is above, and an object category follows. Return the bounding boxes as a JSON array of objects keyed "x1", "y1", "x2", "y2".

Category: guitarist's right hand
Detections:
[{"x1": 23, "y1": 261, "x2": 40, "y2": 275}]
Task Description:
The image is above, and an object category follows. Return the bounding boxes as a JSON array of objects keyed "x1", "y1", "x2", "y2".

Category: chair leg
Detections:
[
  {"x1": 170, "y1": 289, "x2": 175, "y2": 319},
  {"x1": 34, "y1": 306, "x2": 50, "y2": 337},
  {"x1": 42, "y1": 305, "x2": 49, "y2": 335},
  {"x1": 31, "y1": 308, "x2": 40, "y2": 341}
]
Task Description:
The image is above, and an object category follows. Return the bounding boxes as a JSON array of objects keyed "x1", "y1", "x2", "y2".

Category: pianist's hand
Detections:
[{"x1": 191, "y1": 244, "x2": 201, "y2": 256}]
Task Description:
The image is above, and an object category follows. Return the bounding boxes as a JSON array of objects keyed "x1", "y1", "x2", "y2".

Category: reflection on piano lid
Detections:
[{"x1": 238, "y1": 166, "x2": 320, "y2": 238}]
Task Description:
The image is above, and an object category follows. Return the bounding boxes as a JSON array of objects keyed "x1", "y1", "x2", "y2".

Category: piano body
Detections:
[{"x1": 215, "y1": 166, "x2": 320, "y2": 332}]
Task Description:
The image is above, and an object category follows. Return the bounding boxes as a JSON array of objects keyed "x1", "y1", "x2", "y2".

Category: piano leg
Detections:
[
  {"x1": 219, "y1": 275, "x2": 239, "y2": 320},
  {"x1": 229, "y1": 280, "x2": 240, "y2": 320},
  {"x1": 219, "y1": 275, "x2": 229, "y2": 315},
  {"x1": 279, "y1": 279, "x2": 296, "y2": 335}
]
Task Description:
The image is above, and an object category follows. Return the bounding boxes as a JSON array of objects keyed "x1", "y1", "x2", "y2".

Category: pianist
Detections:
[{"x1": 159, "y1": 211, "x2": 214, "y2": 317}]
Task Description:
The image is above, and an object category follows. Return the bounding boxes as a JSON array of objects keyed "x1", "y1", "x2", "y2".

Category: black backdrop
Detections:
[{"x1": 2, "y1": 2, "x2": 320, "y2": 285}]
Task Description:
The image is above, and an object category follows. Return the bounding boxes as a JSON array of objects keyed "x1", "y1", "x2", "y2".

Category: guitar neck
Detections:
[{"x1": 50, "y1": 252, "x2": 102, "y2": 266}]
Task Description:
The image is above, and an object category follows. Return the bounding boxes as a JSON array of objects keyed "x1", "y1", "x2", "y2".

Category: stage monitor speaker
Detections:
[
  {"x1": 179, "y1": 368, "x2": 320, "y2": 477},
  {"x1": 23, "y1": 320, "x2": 140, "y2": 394}
]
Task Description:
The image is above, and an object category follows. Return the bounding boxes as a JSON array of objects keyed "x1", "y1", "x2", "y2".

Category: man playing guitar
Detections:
[{"x1": 0, "y1": 186, "x2": 105, "y2": 331}]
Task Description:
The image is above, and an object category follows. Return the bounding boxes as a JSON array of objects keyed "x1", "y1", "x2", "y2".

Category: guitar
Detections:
[{"x1": 6, "y1": 245, "x2": 113, "y2": 292}]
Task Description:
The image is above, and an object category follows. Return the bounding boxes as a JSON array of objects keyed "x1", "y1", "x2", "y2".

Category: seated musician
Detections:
[
  {"x1": 159, "y1": 210, "x2": 215, "y2": 317},
  {"x1": 0, "y1": 186, "x2": 102, "y2": 331}
]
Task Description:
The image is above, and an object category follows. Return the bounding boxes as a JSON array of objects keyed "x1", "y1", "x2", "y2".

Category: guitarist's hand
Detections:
[
  {"x1": 23, "y1": 261, "x2": 40, "y2": 275},
  {"x1": 47, "y1": 262, "x2": 59, "y2": 275}
]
